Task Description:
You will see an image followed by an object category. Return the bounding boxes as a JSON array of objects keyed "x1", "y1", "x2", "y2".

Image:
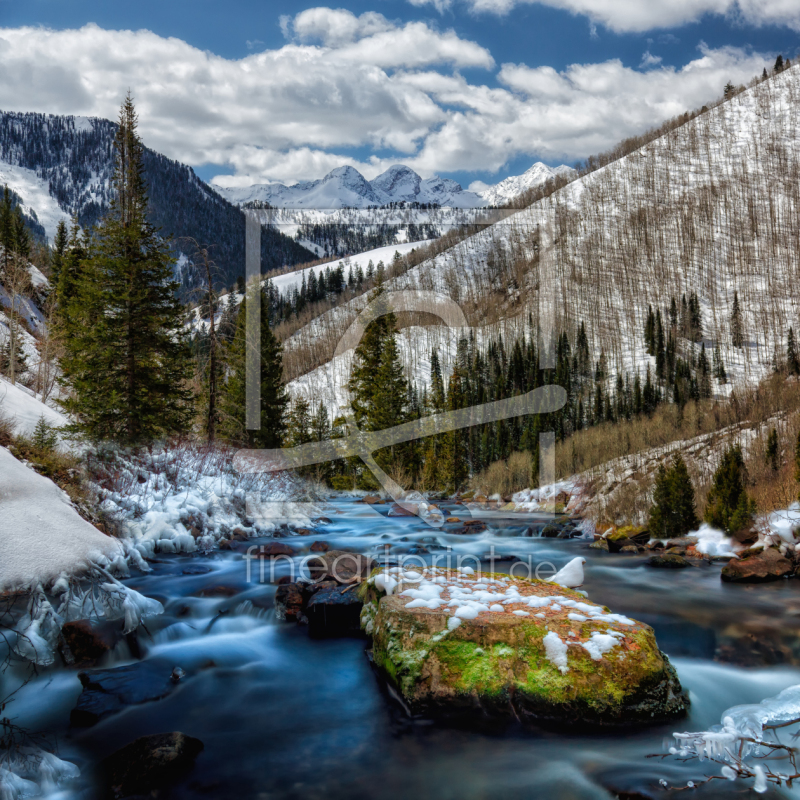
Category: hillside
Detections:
[
  {"x1": 283, "y1": 65, "x2": 800, "y2": 409},
  {"x1": 0, "y1": 110, "x2": 315, "y2": 289}
]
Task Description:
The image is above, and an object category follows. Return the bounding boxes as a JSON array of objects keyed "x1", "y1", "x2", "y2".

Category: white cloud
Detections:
[
  {"x1": 412, "y1": 0, "x2": 800, "y2": 33},
  {"x1": 0, "y1": 20, "x2": 774, "y2": 186},
  {"x1": 640, "y1": 51, "x2": 663, "y2": 68}
]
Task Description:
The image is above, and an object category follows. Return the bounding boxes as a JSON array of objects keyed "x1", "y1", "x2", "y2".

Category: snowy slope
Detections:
[
  {"x1": 0, "y1": 161, "x2": 70, "y2": 242},
  {"x1": 0, "y1": 376, "x2": 67, "y2": 438},
  {"x1": 0, "y1": 446, "x2": 121, "y2": 590},
  {"x1": 478, "y1": 163, "x2": 574, "y2": 206},
  {"x1": 282, "y1": 66, "x2": 800, "y2": 409},
  {"x1": 219, "y1": 165, "x2": 488, "y2": 210},
  {"x1": 188, "y1": 239, "x2": 433, "y2": 335}
]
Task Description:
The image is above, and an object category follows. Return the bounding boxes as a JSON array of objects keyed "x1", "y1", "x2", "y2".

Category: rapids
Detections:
[{"x1": 3, "y1": 499, "x2": 800, "y2": 799}]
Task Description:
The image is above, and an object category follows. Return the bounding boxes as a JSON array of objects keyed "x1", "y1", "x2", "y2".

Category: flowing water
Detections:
[{"x1": 5, "y1": 499, "x2": 800, "y2": 799}]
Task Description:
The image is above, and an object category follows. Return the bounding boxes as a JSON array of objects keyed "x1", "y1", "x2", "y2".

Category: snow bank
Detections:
[
  {"x1": 0, "y1": 446, "x2": 120, "y2": 590},
  {"x1": 0, "y1": 375, "x2": 67, "y2": 439}
]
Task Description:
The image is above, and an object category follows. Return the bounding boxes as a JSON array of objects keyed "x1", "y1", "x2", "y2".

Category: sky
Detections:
[{"x1": 0, "y1": 0, "x2": 798, "y2": 191}]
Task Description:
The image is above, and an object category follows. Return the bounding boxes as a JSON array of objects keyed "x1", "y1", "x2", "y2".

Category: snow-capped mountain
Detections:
[
  {"x1": 218, "y1": 165, "x2": 488, "y2": 209},
  {"x1": 219, "y1": 161, "x2": 574, "y2": 211},
  {"x1": 477, "y1": 162, "x2": 575, "y2": 206}
]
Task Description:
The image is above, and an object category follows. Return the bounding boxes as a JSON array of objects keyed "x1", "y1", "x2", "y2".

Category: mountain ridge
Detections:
[{"x1": 216, "y1": 161, "x2": 571, "y2": 210}]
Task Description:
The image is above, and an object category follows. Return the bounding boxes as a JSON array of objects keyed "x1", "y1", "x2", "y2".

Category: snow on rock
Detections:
[
  {"x1": 543, "y1": 631, "x2": 570, "y2": 674},
  {"x1": 0, "y1": 446, "x2": 120, "y2": 591},
  {"x1": 550, "y1": 557, "x2": 585, "y2": 588},
  {"x1": 0, "y1": 375, "x2": 67, "y2": 439},
  {"x1": 689, "y1": 524, "x2": 739, "y2": 557}
]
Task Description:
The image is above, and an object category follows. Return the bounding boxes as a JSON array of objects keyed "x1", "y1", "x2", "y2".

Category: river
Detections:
[{"x1": 4, "y1": 499, "x2": 800, "y2": 798}]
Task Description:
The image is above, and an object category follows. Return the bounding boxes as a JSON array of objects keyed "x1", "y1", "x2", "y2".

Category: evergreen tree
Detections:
[
  {"x1": 50, "y1": 220, "x2": 69, "y2": 287},
  {"x1": 0, "y1": 186, "x2": 13, "y2": 275},
  {"x1": 286, "y1": 398, "x2": 313, "y2": 451},
  {"x1": 787, "y1": 328, "x2": 800, "y2": 375},
  {"x1": 705, "y1": 444, "x2": 755, "y2": 532},
  {"x1": 698, "y1": 343, "x2": 712, "y2": 398},
  {"x1": 59, "y1": 95, "x2": 193, "y2": 443},
  {"x1": 775, "y1": 54, "x2": 785, "y2": 73},
  {"x1": 31, "y1": 415, "x2": 59, "y2": 451},
  {"x1": 713, "y1": 344, "x2": 727, "y2": 384},
  {"x1": 649, "y1": 455, "x2": 698, "y2": 539},
  {"x1": 219, "y1": 288, "x2": 288, "y2": 448},
  {"x1": 765, "y1": 427, "x2": 779, "y2": 472},
  {"x1": 730, "y1": 290, "x2": 743, "y2": 348}
]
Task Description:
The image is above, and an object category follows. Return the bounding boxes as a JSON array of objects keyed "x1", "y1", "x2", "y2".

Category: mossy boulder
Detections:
[{"x1": 360, "y1": 568, "x2": 687, "y2": 728}]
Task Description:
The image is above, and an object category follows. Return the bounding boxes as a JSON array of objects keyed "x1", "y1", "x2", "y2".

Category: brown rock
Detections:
[
  {"x1": 363, "y1": 495, "x2": 381, "y2": 504},
  {"x1": 463, "y1": 519, "x2": 486, "y2": 528},
  {"x1": 61, "y1": 620, "x2": 120, "y2": 665},
  {"x1": 307, "y1": 550, "x2": 378, "y2": 585},
  {"x1": 620, "y1": 545, "x2": 639, "y2": 554},
  {"x1": 446, "y1": 517, "x2": 461, "y2": 524},
  {"x1": 310, "y1": 541, "x2": 330, "y2": 552},
  {"x1": 649, "y1": 554, "x2": 692, "y2": 569},
  {"x1": 100, "y1": 732, "x2": 203, "y2": 799},
  {"x1": 294, "y1": 528, "x2": 313, "y2": 536},
  {"x1": 732, "y1": 527, "x2": 759, "y2": 546},
  {"x1": 275, "y1": 583, "x2": 305, "y2": 622},
  {"x1": 251, "y1": 543, "x2": 294, "y2": 559},
  {"x1": 198, "y1": 585, "x2": 240, "y2": 597},
  {"x1": 721, "y1": 547, "x2": 793, "y2": 583},
  {"x1": 230, "y1": 528, "x2": 249, "y2": 542},
  {"x1": 388, "y1": 503, "x2": 415, "y2": 516}
]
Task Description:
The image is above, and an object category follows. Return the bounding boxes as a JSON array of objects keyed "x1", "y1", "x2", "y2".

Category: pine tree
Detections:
[
  {"x1": 219, "y1": 288, "x2": 288, "y2": 448},
  {"x1": 713, "y1": 344, "x2": 727, "y2": 384},
  {"x1": 775, "y1": 54, "x2": 785, "y2": 73},
  {"x1": 31, "y1": 415, "x2": 59, "y2": 451},
  {"x1": 0, "y1": 186, "x2": 14, "y2": 276},
  {"x1": 50, "y1": 220, "x2": 69, "y2": 287},
  {"x1": 698, "y1": 343, "x2": 712, "y2": 399},
  {"x1": 649, "y1": 455, "x2": 698, "y2": 539},
  {"x1": 730, "y1": 290, "x2": 743, "y2": 348},
  {"x1": 765, "y1": 427, "x2": 779, "y2": 472},
  {"x1": 286, "y1": 398, "x2": 312, "y2": 447},
  {"x1": 787, "y1": 328, "x2": 800, "y2": 376},
  {"x1": 705, "y1": 445, "x2": 755, "y2": 532},
  {"x1": 58, "y1": 95, "x2": 193, "y2": 444}
]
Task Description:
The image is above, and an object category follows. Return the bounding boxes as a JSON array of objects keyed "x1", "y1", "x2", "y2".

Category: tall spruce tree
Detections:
[
  {"x1": 59, "y1": 95, "x2": 193, "y2": 443},
  {"x1": 219, "y1": 288, "x2": 288, "y2": 448}
]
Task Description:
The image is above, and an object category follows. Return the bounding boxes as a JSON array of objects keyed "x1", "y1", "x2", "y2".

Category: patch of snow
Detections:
[
  {"x1": 543, "y1": 631, "x2": 569, "y2": 674},
  {"x1": 0, "y1": 446, "x2": 121, "y2": 591}
]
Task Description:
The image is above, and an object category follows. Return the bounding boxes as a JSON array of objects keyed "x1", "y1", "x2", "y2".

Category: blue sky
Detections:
[{"x1": 1, "y1": 0, "x2": 798, "y2": 189}]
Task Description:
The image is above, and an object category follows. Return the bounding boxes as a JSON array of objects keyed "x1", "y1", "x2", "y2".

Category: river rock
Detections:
[
  {"x1": 649, "y1": 554, "x2": 692, "y2": 569},
  {"x1": 71, "y1": 662, "x2": 177, "y2": 726},
  {"x1": 359, "y1": 567, "x2": 688, "y2": 727},
  {"x1": 310, "y1": 541, "x2": 330, "y2": 552},
  {"x1": 731, "y1": 527, "x2": 759, "y2": 546},
  {"x1": 721, "y1": 547, "x2": 794, "y2": 583},
  {"x1": 275, "y1": 582, "x2": 305, "y2": 622},
  {"x1": 251, "y1": 543, "x2": 295, "y2": 559},
  {"x1": 589, "y1": 539, "x2": 609, "y2": 551},
  {"x1": 307, "y1": 550, "x2": 378, "y2": 584},
  {"x1": 61, "y1": 620, "x2": 121, "y2": 666},
  {"x1": 99, "y1": 731, "x2": 204, "y2": 798},
  {"x1": 306, "y1": 583, "x2": 365, "y2": 636}
]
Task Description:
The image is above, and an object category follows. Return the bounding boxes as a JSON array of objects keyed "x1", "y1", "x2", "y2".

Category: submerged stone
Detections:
[{"x1": 359, "y1": 567, "x2": 688, "y2": 727}]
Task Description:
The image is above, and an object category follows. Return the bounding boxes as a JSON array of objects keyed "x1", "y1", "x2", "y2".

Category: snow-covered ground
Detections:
[
  {"x1": 0, "y1": 160, "x2": 70, "y2": 243},
  {"x1": 0, "y1": 446, "x2": 121, "y2": 591},
  {"x1": 0, "y1": 376, "x2": 66, "y2": 438}
]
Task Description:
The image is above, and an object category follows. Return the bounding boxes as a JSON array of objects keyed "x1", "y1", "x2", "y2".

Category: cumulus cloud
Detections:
[
  {"x1": 0, "y1": 19, "x2": 775, "y2": 185},
  {"x1": 411, "y1": 0, "x2": 800, "y2": 33}
]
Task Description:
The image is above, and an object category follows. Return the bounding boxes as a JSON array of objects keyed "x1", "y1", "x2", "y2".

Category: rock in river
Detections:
[
  {"x1": 99, "y1": 731, "x2": 203, "y2": 798},
  {"x1": 71, "y1": 662, "x2": 178, "y2": 727},
  {"x1": 721, "y1": 546, "x2": 793, "y2": 583},
  {"x1": 359, "y1": 567, "x2": 688, "y2": 727}
]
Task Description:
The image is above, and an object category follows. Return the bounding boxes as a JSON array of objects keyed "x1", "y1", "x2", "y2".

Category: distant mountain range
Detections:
[{"x1": 217, "y1": 162, "x2": 573, "y2": 210}]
